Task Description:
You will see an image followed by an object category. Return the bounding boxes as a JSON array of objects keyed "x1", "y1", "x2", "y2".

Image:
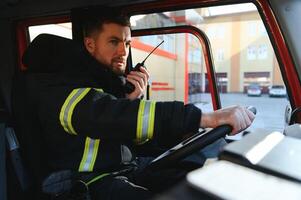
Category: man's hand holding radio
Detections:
[
  {"x1": 124, "y1": 41, "x2": 163, "y2": 99},
  {"x1": 125, "y1": 67, "x2": 150, "y2": 100}
]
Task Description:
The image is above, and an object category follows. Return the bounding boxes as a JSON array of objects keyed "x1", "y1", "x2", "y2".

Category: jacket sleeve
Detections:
[
  {"x1": 153, "y1": 101, "x2": 202, "y2": 147},
  {"x1": 58, "y1": 87, "x2": 202, "y2": 144}
]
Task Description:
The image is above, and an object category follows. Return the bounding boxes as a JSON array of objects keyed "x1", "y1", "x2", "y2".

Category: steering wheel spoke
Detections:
[
  {"x1": 147, "y1": 106, "x2": 256, "y2": 170},
  {"x1": 147, "y1": 125, "x2": 232, "y2": 170}
]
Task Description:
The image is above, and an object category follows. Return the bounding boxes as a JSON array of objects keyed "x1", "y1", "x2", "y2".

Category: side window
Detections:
[
  {"x1": 203, "y1": 4, "x2": 289, "y2": 136},
  {"x1": 28, "y1": 22, "x2": 72, "y2": 41},
  {"x1": 131, "y1": 33, "x2": 212, "y2": 112},
  {"x1": 131, "y1": 3, "x2": 291, "y2": 136}
]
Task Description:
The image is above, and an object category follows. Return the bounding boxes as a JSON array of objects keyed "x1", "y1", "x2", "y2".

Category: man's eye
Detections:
[{"x1": 110, "y1": 40, "x2": 119, "y2": 46}]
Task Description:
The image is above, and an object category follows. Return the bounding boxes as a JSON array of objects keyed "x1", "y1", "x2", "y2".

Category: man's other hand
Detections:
[
  {"x1": 125, "y1": 67, "x2": 149, "y2": 100},
  {"x1": 200, "y1": 105, "x2": 255, "y2": 135}
]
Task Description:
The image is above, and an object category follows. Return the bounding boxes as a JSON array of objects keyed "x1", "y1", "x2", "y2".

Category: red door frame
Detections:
[{"x1": 15, "y1": 15, "x2": 70, "y2": 70}]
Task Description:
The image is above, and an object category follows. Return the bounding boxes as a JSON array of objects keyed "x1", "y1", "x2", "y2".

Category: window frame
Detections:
[{"x1": 132, "y1": 25, "x2": 221, "y2": 109}]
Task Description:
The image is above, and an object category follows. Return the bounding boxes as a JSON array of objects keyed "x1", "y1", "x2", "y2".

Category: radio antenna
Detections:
[{"x1": 141, "y1": 40, "x2": 164, "y2": 65}]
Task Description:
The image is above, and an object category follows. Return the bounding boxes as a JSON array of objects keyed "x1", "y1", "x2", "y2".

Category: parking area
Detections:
[{"x1": 192, "y1": 93, "x2": 290, "y2": 139}]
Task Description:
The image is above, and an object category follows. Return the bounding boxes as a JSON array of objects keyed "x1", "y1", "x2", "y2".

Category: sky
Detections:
[{"x1": 204, "y1": 3, "x2": 257, "y2": 16}]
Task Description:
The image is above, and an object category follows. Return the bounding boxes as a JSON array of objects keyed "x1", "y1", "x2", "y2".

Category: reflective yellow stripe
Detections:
[
  {"x1": 59, "y1": 88, "x2": 91, "y2": 135},
  {"x1": 78, "y1": 137, "x2": 100, "y2": 172},
  {"x1": 79, "y1": 137, "x2": 90, "y2": 171},
  {"x1": 136, "y1": 101, "x2": 156, "y2": 144},
  {"x1": 67, "y1": 88, "x2": 91, "y2": 135},
  {"x1": 86, "y1": 173, "x2": 110, "y2": 185},
  {"x1": 93, "y1": 88, "x2": 103, "y2": 92},
  {"x1": 59, "y1": 89, "x2": 78, "y2": 134},
  {"x1": 136, "y1": 101, "x2": 145, "y2": 142}
]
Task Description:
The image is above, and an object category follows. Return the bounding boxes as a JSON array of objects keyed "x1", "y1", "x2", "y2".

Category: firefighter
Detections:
[{"x1": 22, "y1": 6, "x2": 255, "y2": 200}]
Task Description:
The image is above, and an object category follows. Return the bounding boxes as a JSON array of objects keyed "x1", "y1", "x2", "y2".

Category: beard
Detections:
[
  {"x1": 93, "y1": 54, "x2": 127, "y2": 75},
  {"x1": 111, "y1": 66, "x2": 126, "y2": 75},
  {"x1": 110, "y1": 57, "x2": 126, "y2": 75}
]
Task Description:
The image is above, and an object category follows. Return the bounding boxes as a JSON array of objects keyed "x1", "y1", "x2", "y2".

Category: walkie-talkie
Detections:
[{"x1": 124, "y1": 40, "x2": 164, "y2": 94}]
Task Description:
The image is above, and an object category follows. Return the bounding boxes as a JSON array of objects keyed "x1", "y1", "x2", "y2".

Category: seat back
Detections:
[
  {"x1": 8, "y1": 34, "x2": 79, "y2": 199},
  {"x1": 8, "y1": 34, "x2": 86, "y2": 199},
  {"x1": 10, "y1": 71, "x2": 51, "y2": 199}
]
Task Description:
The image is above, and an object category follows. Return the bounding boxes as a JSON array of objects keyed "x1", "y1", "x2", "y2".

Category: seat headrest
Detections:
[{"x1": 22, "y1": 34, "x2": 83, "y2": 73}]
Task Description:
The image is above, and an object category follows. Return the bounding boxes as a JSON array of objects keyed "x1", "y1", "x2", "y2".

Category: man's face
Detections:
[{"x1": 85, "y1": 23, "x2": 131, "y2": 75}]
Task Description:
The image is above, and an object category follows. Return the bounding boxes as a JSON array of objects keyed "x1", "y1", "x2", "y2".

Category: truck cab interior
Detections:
[{"x1": 1, "y1": 0, "x2": 301, "y2": 199}]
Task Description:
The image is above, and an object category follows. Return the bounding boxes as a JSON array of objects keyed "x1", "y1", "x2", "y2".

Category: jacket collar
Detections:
[{"x1": 79, "y1": 50, "x2": 127, "y2": 98}]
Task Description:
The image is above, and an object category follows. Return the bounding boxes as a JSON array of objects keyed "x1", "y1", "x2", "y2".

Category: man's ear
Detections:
[{"x1": 84, "y1": 37, "x2": 95, "y2": 54}]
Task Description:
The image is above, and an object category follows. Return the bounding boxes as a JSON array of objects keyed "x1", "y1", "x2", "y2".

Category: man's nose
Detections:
[{"x1": 117, "y1": 42, "x2": 127, "y2": 56}]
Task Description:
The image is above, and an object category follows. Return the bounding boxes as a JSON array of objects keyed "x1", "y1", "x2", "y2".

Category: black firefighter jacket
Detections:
[{"x1": 21, "y1": 34, "x2": 202, "y2": 174}]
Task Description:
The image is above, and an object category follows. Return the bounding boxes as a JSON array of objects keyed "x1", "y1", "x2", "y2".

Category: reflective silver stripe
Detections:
[
  {"x1": 136, "y1": 101, "x2": 156, "y2": 144},
  {"x1": 62, "y1": 89, "x2": 85, "y2": 134},
  {"x1": 141, "y1": 101, "x2": 151, "y2": 141},
  {"x1": 82, "y1": 138, "x2": 95, "y2": 171},
  {"x1": 59, "y1": 88, "x2": 91, "y2": 135},
  {"x1": 79, "y1": 137, "x2": 100, "y2": 172}
]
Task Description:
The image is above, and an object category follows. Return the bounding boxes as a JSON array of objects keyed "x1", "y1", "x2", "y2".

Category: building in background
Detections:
[
  {"x1": 199, "y1": 8, "x2": 282, "y2": 94},
  {"x1": 131, "y1": 5, "x2": 283, "y2": 103}
]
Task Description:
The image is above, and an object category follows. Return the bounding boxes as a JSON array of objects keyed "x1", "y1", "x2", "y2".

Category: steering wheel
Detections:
[{"x1": 147, "y1": 106, "x2": 256, "y2": 170}]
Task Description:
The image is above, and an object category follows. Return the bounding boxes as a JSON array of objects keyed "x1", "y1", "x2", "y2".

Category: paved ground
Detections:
[{"x1": 190, "y1": 93, "x2": 290, "y2": 139}]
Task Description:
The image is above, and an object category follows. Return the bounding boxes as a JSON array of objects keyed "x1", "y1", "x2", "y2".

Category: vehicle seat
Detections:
[
  {"x1": 10, "y1": 34, "x2": 89, "y2": 200},
  {"x1": 10, "y1": 71, "x2": 51, "y2": 200},
  {"x1": 9, "y1": 34, "x2": 78, "y2": 200}
]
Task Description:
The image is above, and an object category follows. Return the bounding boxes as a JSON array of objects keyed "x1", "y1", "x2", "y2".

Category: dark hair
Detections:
[{"x1": 82, "y1": 6, "x2": 131, "y2": 37}]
